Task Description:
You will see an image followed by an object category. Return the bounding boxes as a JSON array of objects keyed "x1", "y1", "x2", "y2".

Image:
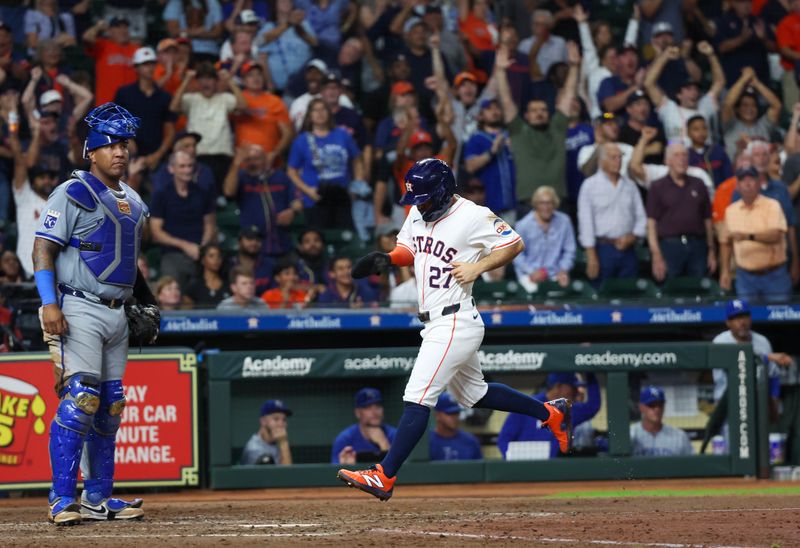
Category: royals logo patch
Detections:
[
  {"x1": 43, "y1": 209, "x2": 60, "y2": 229},
  {"x1": 117, "y1": 200, "x2": 131, "y2": 215},
  {"x1": 493, "y1": 217, "x2": 512, "y2": 236}
]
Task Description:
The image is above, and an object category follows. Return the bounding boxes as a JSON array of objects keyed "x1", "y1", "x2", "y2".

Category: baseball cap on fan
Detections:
[
  {"x1": 157, "y1": 38, "x2": 178, "y2": 52},
  {"x1": 453, "y1": 71, "x2": 477, "y2": 88},
  {"x1": 40, "y1": 89, "x2": 63, "y2": 107},
  {"x1": 735, "y1": 165, "x2": 758, "y2": 179},
  {"x1": 391, "y1": 81, "x2": 415, "y2": 96},
  {"x1": 403, "y1": 16, "x2": 426, "y2": 34},
  {"x1": 237, "y1": 9, "x2": 261, "y2": 25},
  {"x1": 109, "y1": 16, "x2": 129, "y2": 27},
  {"x1": 133, "y1": 47, "x2": 157, "y2": 66},
  {"x1": 306, "y1": 58, "x2": 329, "y2": 74},
  {"x1": 409, "y1": 130, "x2": 434, "y2": 148},
  {"x1": 652, "y1": 21, "x2": 674, "y2": 36},
  {"x1": 626, "y1": 89, "x2": 649, "y2": 107}
]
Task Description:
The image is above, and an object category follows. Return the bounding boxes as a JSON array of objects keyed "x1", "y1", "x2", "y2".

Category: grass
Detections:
[{"x1": 546, "y1": 486, "x2": 800, "y2": 499}]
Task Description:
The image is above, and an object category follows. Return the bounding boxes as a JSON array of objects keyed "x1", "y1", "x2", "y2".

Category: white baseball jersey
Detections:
[
  {"x1": 397, "y1": 196, "x2": 522, "y2": 408},
  {"x1": 396, "y1": 197, "x2": 522, "y2": 312}
]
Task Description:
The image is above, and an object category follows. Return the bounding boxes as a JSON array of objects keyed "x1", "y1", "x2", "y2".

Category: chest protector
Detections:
[{"x1": 65, "y1": 170, "x2": 147, "y2": 287}]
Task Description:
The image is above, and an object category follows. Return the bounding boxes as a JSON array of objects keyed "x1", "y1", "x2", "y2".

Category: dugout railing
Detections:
[{"x1": 204, "y1": 342, "x2": 769, "y2": 489}]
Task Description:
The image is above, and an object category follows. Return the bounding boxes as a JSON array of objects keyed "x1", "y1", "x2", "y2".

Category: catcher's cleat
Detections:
[
  {"x1": 80, "y1": 494, "x2": 144, "y2": 521},
  {"x1": 337, "y1": 464, "x2": 396, "y2": 501},
  {"x1": 48, "y1": 496, "x2": 82, "y2": 526},
  {"x1": 543, "y1": 398, "x2": 573, "y2": 454}
]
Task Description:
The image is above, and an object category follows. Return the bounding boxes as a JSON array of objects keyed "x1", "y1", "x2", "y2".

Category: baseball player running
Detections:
[
  {"x1": 337, "y1": 158, "x2": 572, "y2": 500},
  {"x1": 34, "y1": 103, "x2": 160, "y2": 525}
]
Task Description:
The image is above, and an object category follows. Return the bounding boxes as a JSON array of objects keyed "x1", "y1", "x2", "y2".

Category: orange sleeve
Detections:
[
  {"x1": 712, "y1": 178, "x2": 735, "y2": 223},
  {"x1": 389, "y1": 245, "x2": 414, "y2": 266},
  {"x1": 776, "y1": 18, "x2": 792, "y2": 48}
]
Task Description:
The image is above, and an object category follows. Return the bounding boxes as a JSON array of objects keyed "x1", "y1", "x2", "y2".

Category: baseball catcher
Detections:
[{"x1": 34, "y1": 102, "x2": 158, "y2": 525}]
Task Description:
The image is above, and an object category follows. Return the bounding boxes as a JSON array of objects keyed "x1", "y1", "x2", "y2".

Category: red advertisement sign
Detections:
[{"x1": 0, "y1": 351, "x2": 198, "y2": 490}]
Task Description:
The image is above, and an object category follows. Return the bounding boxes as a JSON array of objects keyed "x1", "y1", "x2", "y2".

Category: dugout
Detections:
[{"x1": 204, "y1": 342, "x2": 769, "y2": 489}]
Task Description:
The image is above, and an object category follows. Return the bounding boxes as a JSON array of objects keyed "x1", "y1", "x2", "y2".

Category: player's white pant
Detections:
[{"x1": 403, "y1": 300, "x2": 489, "y2": 408}]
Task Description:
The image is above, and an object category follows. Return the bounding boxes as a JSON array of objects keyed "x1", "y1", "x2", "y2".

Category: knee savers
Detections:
[
  {"x1": 55, "y1": 375, "x2": 101, "y2": 434},
  {"x1": 93, "y1": 380, "x2": 126, "y2": 436}
]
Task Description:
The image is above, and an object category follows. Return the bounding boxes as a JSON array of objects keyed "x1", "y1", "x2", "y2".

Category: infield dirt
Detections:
[{"x1": 2, "y1": 478, "x2": 799, "y2": 547}]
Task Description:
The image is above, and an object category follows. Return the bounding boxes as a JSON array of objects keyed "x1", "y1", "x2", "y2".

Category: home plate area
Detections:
[{"x1": 1, "y1": 481, "x2": 799, "y2": 547}]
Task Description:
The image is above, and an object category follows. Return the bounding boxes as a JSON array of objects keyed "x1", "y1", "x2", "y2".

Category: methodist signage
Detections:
[{"x1": 0, "y1": 349, "x2": 198, "y2": 490}]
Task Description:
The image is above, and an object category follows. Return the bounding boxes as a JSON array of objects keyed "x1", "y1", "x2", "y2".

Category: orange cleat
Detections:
[
  {"x1": 543, "y1": 398, "x2": 573, "y2": 454},
  {"x1": 337, "y1": 464, "x2": 396, "y2": 501}
]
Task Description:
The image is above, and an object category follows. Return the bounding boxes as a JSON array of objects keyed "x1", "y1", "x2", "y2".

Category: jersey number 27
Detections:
[{"x1": 429, "y1": 266, "x2": 454, "y2": 289}]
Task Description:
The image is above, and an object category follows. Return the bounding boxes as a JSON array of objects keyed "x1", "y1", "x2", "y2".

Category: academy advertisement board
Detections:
[
  {"x1": 0, "y1": 350, "x2": 198, "y2": 490},
  {"x1": 207, "y1": 343, "x2": 709, "y2": 380}
]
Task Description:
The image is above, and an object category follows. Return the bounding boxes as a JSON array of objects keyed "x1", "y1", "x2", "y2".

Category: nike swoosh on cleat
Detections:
[
  {"x1": 472, "y1": 313, "x2": 479, "y2": 319},
  {"x1": 81, "y1": 504, "x2": 108, "y2": 515}
]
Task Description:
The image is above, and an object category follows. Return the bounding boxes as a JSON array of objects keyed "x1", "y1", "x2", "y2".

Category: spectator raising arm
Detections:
[
  {"x1": 220, "y1": 69, "x2": 248, "y2": 111},
  {"x1": 628, "y1": 126, "x2": 658, "y2": 184},
  {"x1": 494, "y1": 46, "x2": 518, "y2": 125},
  {"x1": 389, "y1": 0, "x2": 415, "y2": 36},
  {"x1": 222, "y1": 146, "x2": 246, "y2": 199},
  {"x1": 644, "y1": 46, "x2": 679, "y2": 108},
  {"x1": 722, "y1": 67, "x2": 757, "y2": 126},
  {"x1": 785, "y1": 103, "x2": 800, "y2": 155},
  {"x1": 556, "y1": 41, "x2": 580, "y2": 117},
  {"x1": 697, "y1": 40, "x2": 726, "y2": 103},
  {"x1": 55, "y1": 74, "x2": 94, "y2": 126},
  {"x1": 170, "y1": 69, "x2": 196, "y2": 113},
  {"x1": 8, "y1": 118, "x2": 26, "y2": 192},
  {"x1": 81, "y1": 19, "x2": 108, "y2": 47},
  {"x1": 434, "y1": 88, "x2": 457, "y2": 166},
  {"x1": 20, "y1": 66, "x2": 43, "y2": 120},
  {"x1": 24, "y1": 114, "x2": 42, "y2": 169},
  {"x1": 751, "y1": 75, "x2": 782, "y2": 125},
  {"x1": 430, "y1": 33, "x2": 449, "y2": 94},
  {"x1": 600, "y1": 69, "x2": 644, "y2": 115},
  {"x1": 639, "y1": 0, "x2": 663, "y2": 19}
]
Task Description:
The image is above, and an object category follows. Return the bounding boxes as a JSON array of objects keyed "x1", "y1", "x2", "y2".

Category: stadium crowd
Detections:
[{"x1": 2, "y1": 0, "x2": 800, "y2": 311}]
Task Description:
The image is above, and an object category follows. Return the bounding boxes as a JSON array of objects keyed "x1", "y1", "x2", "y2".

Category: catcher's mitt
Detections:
[
  {"x1": 125, "y1": 304, "x2": 160, "y2": 345},
  {"x1": 352, "y1": 251, "x2": 391, "y2": 279}
]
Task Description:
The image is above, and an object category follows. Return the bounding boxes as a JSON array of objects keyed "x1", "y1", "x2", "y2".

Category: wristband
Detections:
[{"x1": 34, "y1": 270, "x2": 58, "y2": 306}]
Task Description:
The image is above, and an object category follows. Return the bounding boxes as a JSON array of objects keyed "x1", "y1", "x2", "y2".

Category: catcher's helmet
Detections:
[
  {"x1": 399, "y1": 158, "x2": 456, "y2": 222},
  {"x1": 83, "y1": 102, "x2": 140, "y2": 158}
]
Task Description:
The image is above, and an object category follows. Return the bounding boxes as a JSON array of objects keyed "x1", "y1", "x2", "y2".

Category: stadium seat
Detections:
[
  {"x1": 339, "y1": 241, "x2": 371, "y2": 261},
  {"x1": 527, "y1": 279, "x2": 597, "y2": 304},
  {"x1": 662, "y1": 277, "x2": 726, "y2": 303},
  {"x1": 597, "y1": 278, "x2": 661, "y2": 303},
  {"x1": 472, "y1": 280, "x2": 526, "y2": 305},
  {"x1": 144, "y1": 247, "x2": 162, "y2": 280},
  {"x1": 218, "y1": 228, "x2": 240, "y2": 254},
  {"x1": 322, "y1": 228, "x2": 357, "y2": 247},
  {"x1": 1, "y1": 221, "x2": 17, "y2": 252},
  {"x1": 217, "y1": 203, "x2": 241, "y2": 232}
]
